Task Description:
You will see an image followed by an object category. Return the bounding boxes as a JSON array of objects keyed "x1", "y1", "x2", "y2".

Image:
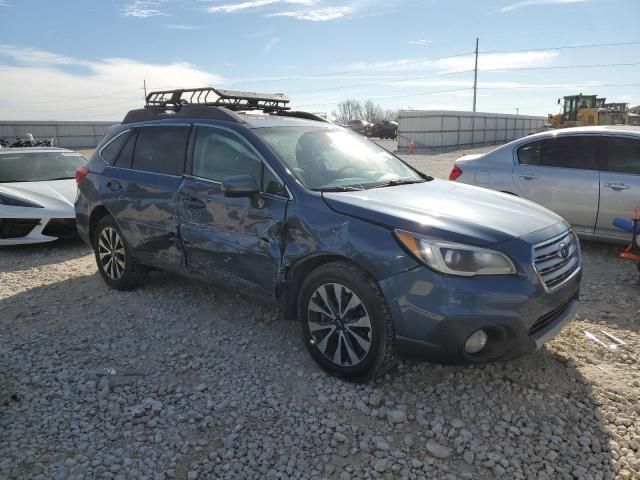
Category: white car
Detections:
[{"x1": 0, "y1": 147, "x2": 87, "y2": 245}]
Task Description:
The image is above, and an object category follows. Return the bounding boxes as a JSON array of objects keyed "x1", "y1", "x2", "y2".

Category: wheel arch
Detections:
[
  {"x1": 88, "y1": 205, "x2": 113, "y2": 247},
  {"x1": 279, "y1": 253, "x2": 374, "y2": 321}
]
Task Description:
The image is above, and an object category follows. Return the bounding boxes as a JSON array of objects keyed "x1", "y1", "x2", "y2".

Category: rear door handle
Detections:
[
  {"x1": 519, "y1": 173, "x2": 539, "y2": 180},
  {"x1": 106, "y1": 180, "x2": 122, "y2": 191},
  {"x1": 183, "y1": 197, "x2": 206, "y2": 209},
  {"x1": 604, "y1": 183, "x2": 630, "y2": 190}
]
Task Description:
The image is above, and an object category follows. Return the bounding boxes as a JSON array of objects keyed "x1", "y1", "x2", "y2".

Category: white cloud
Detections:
[
  {"x1": 0, "y1": 44, "x2": 79, "y2": 66},
  {"x1": 408, "y1": 39, "x2": 431, "y2": 46},
  {"x1": 122, "y1": 0, "x2": 170, "y2": 17},
  {"x1": 500, "y1": 0, "x2": 590, "y2": 13},
  {"x1": 262, "y1": 37, "x2": 280, "y2": 55},
  {"x1": 267, "y1": 5, "x2": 351, "y2": 20},
  {"x1": 345, "y1": 51, "x2": 558, "y2": 73},
  {"x1": 0, "y1": 1, "x2": 8, "y2": 6},
  {"x1": 0, "y1": 46, "x2": 224, "y2": 121},
  {"x1": 208, "y1": 0, "x2": 316, "y2": 13}
]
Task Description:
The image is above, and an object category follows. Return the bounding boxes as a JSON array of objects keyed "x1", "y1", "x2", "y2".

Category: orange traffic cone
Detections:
[{"x1": 409, "y1": 139, "x2": 415, "y2": 155}]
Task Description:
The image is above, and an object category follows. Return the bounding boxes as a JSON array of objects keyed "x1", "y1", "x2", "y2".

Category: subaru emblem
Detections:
[{"x1": 558, "y1": 243, "x2": 569, "y2": 259}]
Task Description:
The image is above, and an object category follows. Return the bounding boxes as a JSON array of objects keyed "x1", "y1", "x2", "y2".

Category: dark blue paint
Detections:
[{"x1": 76, "y1": 115, "x2": 582, "y2": 364}]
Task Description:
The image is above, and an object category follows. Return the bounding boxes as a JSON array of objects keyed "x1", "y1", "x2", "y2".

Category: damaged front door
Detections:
[{"x1": 177, "y1": 125, "x2": 289, "y2": 299}]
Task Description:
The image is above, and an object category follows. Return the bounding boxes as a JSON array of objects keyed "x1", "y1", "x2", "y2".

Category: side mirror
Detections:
[{"x1": 222, "y1": 174, "x2": 259, "y2": 198}]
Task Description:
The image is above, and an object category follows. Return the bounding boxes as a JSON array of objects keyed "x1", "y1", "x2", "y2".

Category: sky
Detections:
[{"x1": 0, "y1": 0, "x2": 639, "y2": 121}]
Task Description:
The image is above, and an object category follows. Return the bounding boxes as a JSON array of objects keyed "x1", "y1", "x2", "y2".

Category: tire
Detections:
[
  {"x1": 93, "y1": 216, "x2": 147, "y2": 290},
  {"x1": 297, "y1": 261, "x2": 397, "y2": 381}
]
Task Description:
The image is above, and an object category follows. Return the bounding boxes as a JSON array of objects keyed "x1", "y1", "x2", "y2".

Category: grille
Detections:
[
  {"x1": 529, "y1": 300, "x2": 572, "y2": 334},
  {"x1": 0, "y1": 218, "x2": 40, "y2": 239},
  {"x1": 533, "y1": 230, "x2": 580, "y2": 291},
  {"x1": 42, "y1": 218, "x2": 77, "y2": 238}
]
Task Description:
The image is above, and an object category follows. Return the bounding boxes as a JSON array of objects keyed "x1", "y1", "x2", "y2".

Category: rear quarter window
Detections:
[
  {"x1": 132, "y1": 126, "x2": 190, "y2": 175},
  {"x1": 606, "y1": 136, "x2": 640, "y2": 175},
  {"x1": 100, "y1": 131, "x2": 131, "y2": 164}
]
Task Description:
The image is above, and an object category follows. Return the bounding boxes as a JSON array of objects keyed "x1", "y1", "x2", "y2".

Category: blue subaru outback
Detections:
[{"x1": 75, "y1": 88, "x2": 582, "y2": 381}]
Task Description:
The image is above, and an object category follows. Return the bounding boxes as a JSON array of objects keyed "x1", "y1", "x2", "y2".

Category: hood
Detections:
[
  {"x1": 0, "y1": 179, "x2": 77, "y2": 215},
  {"x1": 322, "y1": 179, "x2": 566, "y2": 246}
]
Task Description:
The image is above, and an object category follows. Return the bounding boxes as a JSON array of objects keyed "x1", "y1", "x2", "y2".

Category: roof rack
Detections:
[{"x1": 145, "y1": 87, "x2": 290, "y2": 113}]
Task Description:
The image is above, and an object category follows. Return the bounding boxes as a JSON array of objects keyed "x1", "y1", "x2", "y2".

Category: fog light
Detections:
[{"x1": 465, "y1": 329, "x2": 488, "y2": 354}]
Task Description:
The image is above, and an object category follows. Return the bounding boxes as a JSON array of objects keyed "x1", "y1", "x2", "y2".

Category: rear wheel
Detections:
[
  {"x1": 93, "y1": 216, "x2": 147, "y2": 290},
  {"x1": 297, "y1": 261, "x2": 397, "y2": 381}
]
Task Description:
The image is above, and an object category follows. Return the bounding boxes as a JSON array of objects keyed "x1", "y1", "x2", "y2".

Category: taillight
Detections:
[
  {"x1": 449, "y1": 165, "x2": 463, "y2": 181},
  {"x1": 76, "y1": 166, "x2": 89, "y2": 185}
]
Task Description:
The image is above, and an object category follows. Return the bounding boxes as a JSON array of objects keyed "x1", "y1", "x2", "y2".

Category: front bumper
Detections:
[
  {"x1": 379, "y1": 226, "x2": 582, "y2": 364},
  {"x1": 0, "y1": 216, "x2": 77, "y2": 246}
]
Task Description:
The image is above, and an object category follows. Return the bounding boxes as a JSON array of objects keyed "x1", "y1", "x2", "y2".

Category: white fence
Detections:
[
  {"x1": 397, "y1": 110, "x2": 546, "y2": 152},
  {"x1": 0, "y1": 121, "x2": 118, "y2": 149}
]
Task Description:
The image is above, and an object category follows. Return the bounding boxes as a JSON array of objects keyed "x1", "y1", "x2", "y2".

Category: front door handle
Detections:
[
  {"x1": 519, "y1": 173, "x2": 539, "y2": 180},
  {"x1": 183, "y1": 197, "x2": 206, "y2": 209},
  {"x1": 106, "y1": 180, "x2": 122, "y2": 191},
  {"x1": 604, "y1": 183, "x2": 630, "y2": 190}
]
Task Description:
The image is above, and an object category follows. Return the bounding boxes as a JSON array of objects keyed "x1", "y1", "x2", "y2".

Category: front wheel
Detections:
[
  {"x1": 297, "y1": 261, "x2": 397, "y2": 381},
  {"x1": 93, "y1": 216, "x2": 147, "y2": 290}
]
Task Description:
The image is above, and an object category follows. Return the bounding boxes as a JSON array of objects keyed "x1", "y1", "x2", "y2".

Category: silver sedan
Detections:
[{"x1": 450, "y1": 125, "x2": 640, "y2": 243}]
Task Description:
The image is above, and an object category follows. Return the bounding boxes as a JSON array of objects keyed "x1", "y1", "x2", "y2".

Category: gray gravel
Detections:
[{"x1": 1, "y1": 145, "x2": 639, "y2": 479}]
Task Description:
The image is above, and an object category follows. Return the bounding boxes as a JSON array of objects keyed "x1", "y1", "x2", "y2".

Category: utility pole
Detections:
[
  {"x1": 516, "y1": 107, "x2": 519, "y2": 115},
  {"x1": 472, "y1": 37, "x2": 479, "y2": 113},
  {"x1": 143, "y1": 79, "x2": 147, "y2": 99}
]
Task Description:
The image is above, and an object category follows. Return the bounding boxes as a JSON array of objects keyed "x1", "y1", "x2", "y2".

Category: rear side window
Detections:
[
  {"x1": 132, "y1": 126, "x2": 190, "y2": 175},
  {"x1": 517, "y1": 136, "x2": 596, "y2": 170},
  {"x1": 606, "y1": 136, "x2": 640, "y2": 174},
  {"x1": 100, "y1": 131, "x2": 130, "y2": 164}
]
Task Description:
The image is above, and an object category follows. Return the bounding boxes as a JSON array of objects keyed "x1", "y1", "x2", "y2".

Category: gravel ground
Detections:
[{"x1": 1, "y1": 146, "x2": 639, "y2": 480}]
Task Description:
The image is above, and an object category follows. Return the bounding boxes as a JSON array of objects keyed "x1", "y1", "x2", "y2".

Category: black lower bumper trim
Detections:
[{"x1": 0, "y1": 218, "x2": 40, "y2": 239}]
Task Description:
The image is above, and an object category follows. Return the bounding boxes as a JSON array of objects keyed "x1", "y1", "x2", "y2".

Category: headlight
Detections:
[
  {"x1": 395, "y1": 230, "x2": 516, "y2": 276},
  {"x1": 0, "y1": 193, "x2": 44, "y2": 208}
]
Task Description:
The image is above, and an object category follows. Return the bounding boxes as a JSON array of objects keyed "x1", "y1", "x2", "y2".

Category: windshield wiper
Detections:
[
  {"x1": 313, "y1": 185, "x2": 365, "y2": 192},
  {"x1": 365, "y1": 178, "x2": 426, "y2": 189}
]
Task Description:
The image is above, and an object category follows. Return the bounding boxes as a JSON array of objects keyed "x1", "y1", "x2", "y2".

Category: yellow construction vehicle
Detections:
[{"x1": 547, "y1": 94, "x2": 630, "y2": 128}]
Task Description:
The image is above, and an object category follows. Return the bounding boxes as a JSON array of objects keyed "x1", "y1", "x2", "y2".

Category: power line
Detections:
[
  {"x1": 288, "y1": 61, "x2": 640, "y2": 96},
  {"x1": 0, "y1": 88, "x2": 140, "y2": 106},
  {"x1": 225, "y1": 51, "x2": 475, "y2": 87},
  {"x1": 481, "y1": 40, "x2": 640, "y2": 55},
  {"x1": 297, "y1": 83, "x2": 640, "y2": 108}
]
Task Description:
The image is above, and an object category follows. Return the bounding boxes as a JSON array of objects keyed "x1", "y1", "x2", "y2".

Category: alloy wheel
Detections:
[
  {"x1": 307, "y1": 283, "x2": 372, "y2": 367},
  {"x1": 97, "y1": 227, "x2": 126, "y2": 280}
]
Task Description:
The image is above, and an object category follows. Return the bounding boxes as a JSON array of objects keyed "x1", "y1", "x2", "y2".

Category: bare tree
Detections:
[
  {"x1": 382, "y1": 108, "x2": 399, "y2": 122},
  {"x1": 362, "y1": 100, "x2": 384, "y2": 124},
  {"x1": 332, "y1": 99, "x2": 364, "y2": 125}
]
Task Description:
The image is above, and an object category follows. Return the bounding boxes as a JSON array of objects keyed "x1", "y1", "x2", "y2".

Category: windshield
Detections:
[
  {"x1": 257, "y1": 127, "x2": 422, "y2": 190},
  {"x1": 0, "y1": 151, "x2": 87, "y2": 183}
]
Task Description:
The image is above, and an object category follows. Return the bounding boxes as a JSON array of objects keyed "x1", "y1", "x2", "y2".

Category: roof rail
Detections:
[
  {"x1": 275, "y1": 110, "x2": 332, "y2": 123},
  {"x1": 145, "y1": 87, "x2": 290, "y2": 113}
]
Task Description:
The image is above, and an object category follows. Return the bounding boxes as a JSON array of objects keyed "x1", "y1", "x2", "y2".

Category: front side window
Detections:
[
  {"x1": 132, "y1": 126, "x2": 190, "y2": 175},
  {"x1": 193, "y1": 127, "x2": 262, "y2": 182},
  {"x1": 517, "y1": 136, "x2": 596, "y2": 170},
  {"x1": 0, "y1": 151, "x2": 86, "y2": 183},
  {"x1": 606, "y1": 136, "x2": 640, "y2": 174},
  {"x1": 257, "y1": 127, "x2": 422, "y2": 190}
]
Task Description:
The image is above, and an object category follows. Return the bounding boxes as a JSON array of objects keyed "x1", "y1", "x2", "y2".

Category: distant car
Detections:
[
  {"x1": 0, "y1": 148, "x2": 86, "y2": 245},
  {"x1": 348, "y1": 119, "x2": 372, "y2": 136},
  {"x1": 372, "y1": 121, "x2": 398, "y2": 140},
  {"x1": 450, "y1": 125, "x2": 640, "y2": 243}
]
